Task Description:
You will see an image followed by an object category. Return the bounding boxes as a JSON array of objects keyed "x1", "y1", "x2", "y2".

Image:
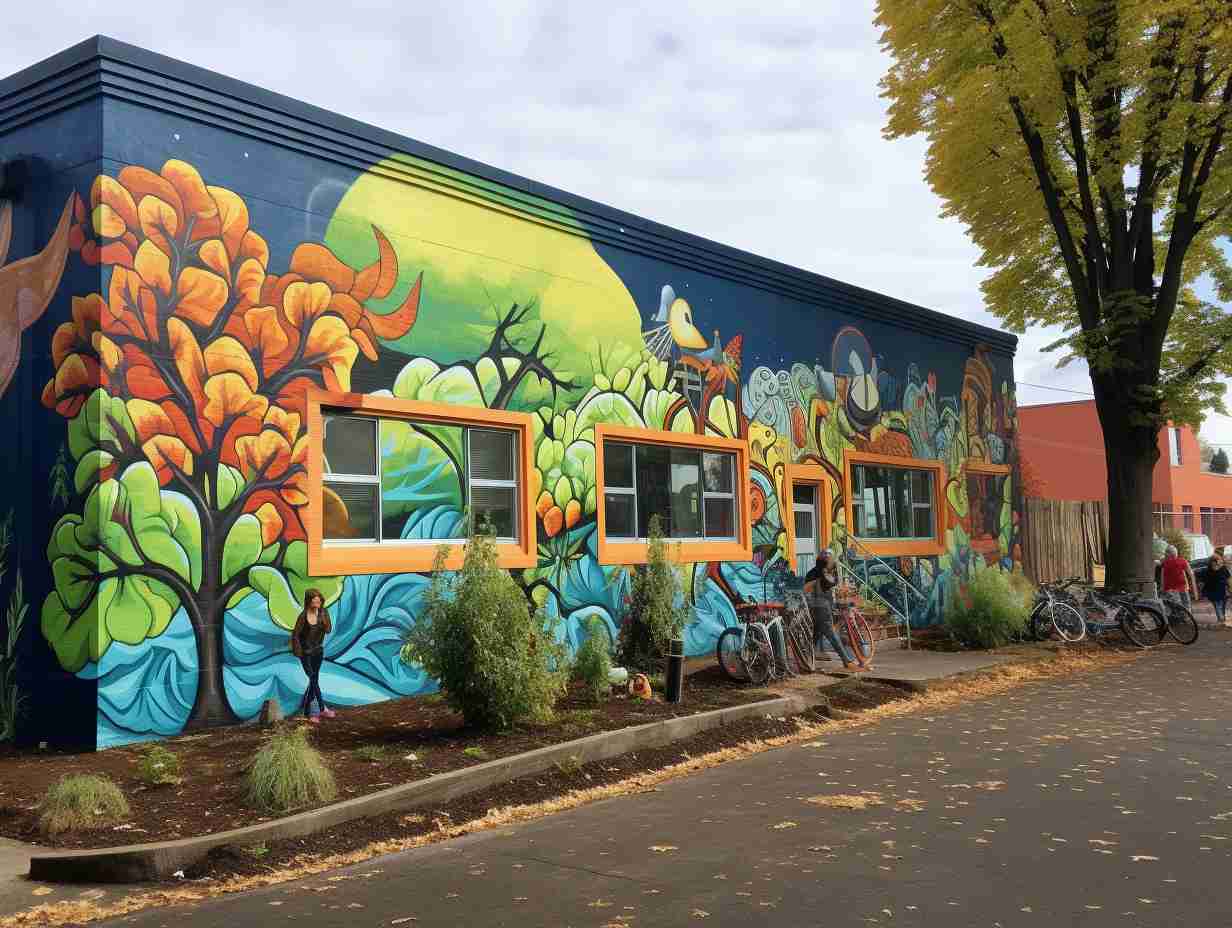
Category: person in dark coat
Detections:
[
  {"x1": 803, "y1": 551, "x2": 865, "y2": 671},
  {"x1": 291, "y1": 588, "x2": 334, "y2": 722},
  {"x1": 1203, "y1": 547, "x2": 1230, "y2": 625}
]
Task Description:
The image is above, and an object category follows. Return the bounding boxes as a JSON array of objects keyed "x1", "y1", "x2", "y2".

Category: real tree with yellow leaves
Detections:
[{"x1": 877, "y1": 0, "x2": 1232, "y2": 589}]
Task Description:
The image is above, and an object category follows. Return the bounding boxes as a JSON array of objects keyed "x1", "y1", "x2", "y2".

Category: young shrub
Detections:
[
  {"x1": 245, "y1": 727, "x2": 337, "y2": 813},
  {"x1": 1161, "y1": 527, "x2": 1193, "y2": 561},
  {"x1": 618, "y1": 515, "x2": 691, "y2": 672},
  {"x1": 353, "y1": 744, "x2": 390, "y2": 764},
  {"x1": 573, "y1": 616, "x2": 613, "y2": 703},
  {"x1": 136, "y1": 744, "x2": 183, "y2": 786},
  {"x1": 401, "y1": 531, "x2": 568, "y2": 731},
  {"x1": 39, "y1": 775, "x2": 129, "y2": 836},
  {"x1": 944, "y1": 568, "x2": 1030, "y2": 649}
]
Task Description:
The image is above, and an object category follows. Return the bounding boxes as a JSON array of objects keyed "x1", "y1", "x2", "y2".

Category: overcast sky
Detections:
[{"x1": 4, "y1": 0, "x2": 1229, "y2": 446}]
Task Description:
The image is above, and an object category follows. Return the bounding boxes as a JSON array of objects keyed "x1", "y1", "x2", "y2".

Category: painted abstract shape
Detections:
[{"x1": 0, "y1": 196, "x2": 74, "y2": 398}]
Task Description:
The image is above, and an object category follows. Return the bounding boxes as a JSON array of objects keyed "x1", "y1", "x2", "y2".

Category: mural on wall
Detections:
[
  {"x1": 34, "y1": 156, "x2": 1022, "y2": 747},
  {"x1": 0, "y1": 512, "x2": 26, "y2": 742}
]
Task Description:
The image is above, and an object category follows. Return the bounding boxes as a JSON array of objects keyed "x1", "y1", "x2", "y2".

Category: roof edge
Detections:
[{"x1": 1, "y1": 36, "x2": 1017, "y2": 354}]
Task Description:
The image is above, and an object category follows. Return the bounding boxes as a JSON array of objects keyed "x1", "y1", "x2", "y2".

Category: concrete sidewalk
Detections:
[{"x1": 814, "y1": 642, "x2": 1017, "y2": 685}]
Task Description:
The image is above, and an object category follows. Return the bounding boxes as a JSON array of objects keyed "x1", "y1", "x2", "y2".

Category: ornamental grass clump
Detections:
[
  {"x1": 573, "y1": 616, "x2": 613, "y2": 703},
  {"x1": 245, "y1": 727, "x2": 337, "y2": 813},
  {"x1": 944, "y1": 567, "x2": 1030, "y2": 650},
  {"x1": 401, "y1": 531, "x2": 567, "y2": 731},
  {"x1": 136, "y1": 744, "x2": 183, "y2": 786},
  {"x1": 39, "y1": 775, "x2": 129, "y2": 836}
]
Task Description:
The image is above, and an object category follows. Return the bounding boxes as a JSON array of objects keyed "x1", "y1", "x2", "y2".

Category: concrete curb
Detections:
[{"x1": 29, "y1": 694, "x2": 818, "y2": 884}]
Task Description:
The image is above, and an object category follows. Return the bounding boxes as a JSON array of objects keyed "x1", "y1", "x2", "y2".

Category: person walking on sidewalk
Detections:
[
  {"x1": 804, "y1": 551, "x2": 866, "y2": 672},
  {"x1": 1202, "y1": 547, "x2": 1230, "y2": 624},
  {"x1": 1160, "y1": 545, "x2": 1198, "y2": 608},
  {"x1": 291, "y1": 588, "x2": 335, "y2": 723}
]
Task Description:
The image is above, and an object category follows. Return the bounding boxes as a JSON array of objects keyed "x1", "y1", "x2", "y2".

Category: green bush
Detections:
[
  {"x1": 136, "y1": 744, "x2": 183, "y2": 786},
  {"x1": 944, "y1": 568, "x2": 1030, "y2": 649},
  {"x1": 401, "y1": 531, "x2": 567, "y2": 731},
  {"x1": 1161, "y1": 527, "x2": 1192, "y2": 561},
  {"x1": 618, "y1": 516, "x2": 691, "y2": 672},
  {"x1": 245, "y1": 727, "x2": 337, "y2": 813},
  {"x1": 573, "y1": 617, "x2": 613, "y2": 703},
  {"x1": 39, "y1": 775, "x2": 129, "y2": 836},
  {"x1": 353, "y1": 744, "x2": 390, "y2": 764}
]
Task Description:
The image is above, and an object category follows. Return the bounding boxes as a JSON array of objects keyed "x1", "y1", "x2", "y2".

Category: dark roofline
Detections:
[{"x1": 1, "y1": 35, "x2": 1017, "y2": 354}]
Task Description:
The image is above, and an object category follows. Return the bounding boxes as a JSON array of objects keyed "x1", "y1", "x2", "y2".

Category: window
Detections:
[
  {"x1": 602, "y1": 442, "x2": 737, "y2": 540},
  {"x1": 595, "y1": 424, "x2": 751, "y2": 565},
  {"x1": 307, "y1": 392, "x2": 535, "y2": 574},
  {"x1": 851, "y1": 464, "x2": 935, "y2": 540},
  {"x1": 1169, "y1": 427, "x2": 1183, "y2": 466},
  {"x1": 323, "y1": 416, "x2": 518, "y2": 543},
  {"x1": 782, "y1": 463, "x2": 830, "y2": 574},
  {"x1": 1182, "y1": 505, "x2": 1194, "y2": 531},
  {"x1": 842, "y1": 451, "x2": 946, "y2": 556}
]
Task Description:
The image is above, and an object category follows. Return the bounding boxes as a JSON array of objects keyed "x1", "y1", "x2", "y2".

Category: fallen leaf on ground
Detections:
[
  {"x1": 649, "y1": 845, "x2": 678, "y2": 853},
  {"x1": 806, "y1": 793, "x2": 883, "y2": 809},
  {"x1": 772, "y1": 821, "x2": 798, "y2": 830}
]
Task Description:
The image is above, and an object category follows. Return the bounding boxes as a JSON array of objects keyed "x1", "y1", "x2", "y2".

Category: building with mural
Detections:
[{"x1": 0, "y1": 37, "x2": 1021, "y2": 750}]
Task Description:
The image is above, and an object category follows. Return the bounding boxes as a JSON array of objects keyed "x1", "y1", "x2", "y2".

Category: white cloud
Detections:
[{"x1": 2, "y1": 1, "x2": 1227, "y2": 445}]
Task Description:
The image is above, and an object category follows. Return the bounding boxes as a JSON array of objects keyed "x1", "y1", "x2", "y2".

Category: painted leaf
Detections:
[
  {"x1": 248, "y1": 541, "x2": 342, "y2": 630},
  {"x1": 222, "y1": 513, "x2": 264, "y2": 584},
  {"x1": 67, "y1": 388, "x2": 136, "y2": 461}
]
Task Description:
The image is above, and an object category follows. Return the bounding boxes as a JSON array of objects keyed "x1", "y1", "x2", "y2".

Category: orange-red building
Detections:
[{"x1": 1017, "y1": 400, "x2": 1232, "y2": 545}]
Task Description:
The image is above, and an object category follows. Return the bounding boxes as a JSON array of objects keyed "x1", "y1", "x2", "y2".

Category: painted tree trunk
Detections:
[{"x1": 185, "y1": 542, "x2": 238, "y2": 727}]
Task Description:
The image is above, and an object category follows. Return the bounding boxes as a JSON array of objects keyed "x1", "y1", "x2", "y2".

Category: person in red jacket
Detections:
[{"x1": 1160, "y1": 545, "x2": 1198, "y2": 607}]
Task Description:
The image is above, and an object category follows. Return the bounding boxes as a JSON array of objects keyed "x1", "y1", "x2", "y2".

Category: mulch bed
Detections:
[
  {"x1": 822, "y1": 678, "x2": 916, "y2": 712},
  {"x1": 0, "y1": 667, "x2": 768, "y2": 850},
  {"x1": 183, "y1": 706, "x2": 838, "y2": 884}
]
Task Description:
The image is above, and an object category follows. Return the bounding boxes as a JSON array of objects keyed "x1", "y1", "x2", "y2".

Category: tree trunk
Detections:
[
  {"x1": 1101, "y1": 416, "x2": 1159, "y2": 595},
  {"x1": 185, "y1": 607, "x2": 236, "y2": 727}
]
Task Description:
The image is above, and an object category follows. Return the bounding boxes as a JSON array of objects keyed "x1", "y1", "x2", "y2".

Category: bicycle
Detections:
[
  {"x1": 1029, "y1": 578, "x2": 1088, "y2": 642},
  {"x1": 1159, "y1": 593, "x2": 1200, "y2": 645},
  {"x1": 1064, "y1": 581, "x2": 1165, "y2": 649},
  {"x1": 717, "y1": 601, "x2": 788, "y2": 685},
  {"x1": 831, "y1": 585, "x2": 875, "y2": 666}
]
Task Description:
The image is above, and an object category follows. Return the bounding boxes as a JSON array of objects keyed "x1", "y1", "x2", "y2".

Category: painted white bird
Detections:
[{"x1": 642, "y1": 284, "x2": 708, "y2": 359}]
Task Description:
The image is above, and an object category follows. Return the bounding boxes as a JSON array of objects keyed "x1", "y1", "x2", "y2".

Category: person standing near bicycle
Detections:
[
  {"x1": 804, "y1": 551, "x2": 866, "y2": 672},
  {"x1": 1202, "y1": 547, "x2": 1229, "y2": 624},
  {"x1": 1160, "y1": 544, "x2": 1198, "y2": 608}
]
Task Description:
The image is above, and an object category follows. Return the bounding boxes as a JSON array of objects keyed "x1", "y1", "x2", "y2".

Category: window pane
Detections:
[
  {"x1": 379, "y1": 420, "x2": 465, "y2": 541},
  {"x1": 605, "y1": 493, "x2": 636, "y2": 538},
  {"x1": 469, "y1": 429, "x2": 515, "y2": 482},
  {"x1": 470, "y1": 485, "x2": 517, "y2": 539},
  {"x1": 631, "y1": 444, "x2": 702, "y2": 538},
  {"x1": 703, "y1": 452, "x2": 733, "y2": 493},
  {"x1": 792, "y1": 484, "x2": 815, "y2": 506},
  {"x1": 851, "y1": 464, "x2": 937, "y2": 540},
  {"x1": 793, "y1": 509, "x2": 813, "y2": 541},
  {"x1": 604, "y1": 443, "x2": 634, "y2": 488},
  {"x1": 324, "y1": 416, "x2": 377, "y2": 475},
  {"x1": 324, "y1": 481, "x2": 378, "y2": 540},
  {"x1": 910, "y1": 469, "x2": 931, "y2": 503},
  {"x1": 705, "y1": 498, "x2": 735, "y2": 538},
  {"x1": 670, "y1": 447, "x2": 702, "y2": 537},
  {"x1": 912, "y1": 505, "x2": 933, "y2": 539}
]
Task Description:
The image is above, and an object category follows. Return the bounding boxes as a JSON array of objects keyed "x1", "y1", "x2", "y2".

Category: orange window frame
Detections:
[
  {"x1": 305, "y1": 389, "x2": 537, "y2": 575},
  {"x1": 782, "y1": 463, "x2": 831, "y2": 573},
  {"x1": 594, "y1": 423, "x2": 753, "y2": 565},
  {"x1": 842, "y1": 449, "x2": 946, "y2": 557},
  {"x1": 965, "y1": 460, "x2": 1011, "y2": 477}
]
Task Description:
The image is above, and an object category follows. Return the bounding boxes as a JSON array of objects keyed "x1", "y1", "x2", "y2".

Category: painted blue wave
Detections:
[{"x1": 81, "y1": 608, "x2": 199, "y2": 749}]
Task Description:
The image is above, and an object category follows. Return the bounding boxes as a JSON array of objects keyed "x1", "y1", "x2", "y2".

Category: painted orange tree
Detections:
[{"x1": 40, "y1": 160, "x2": 419, "y2": 726}]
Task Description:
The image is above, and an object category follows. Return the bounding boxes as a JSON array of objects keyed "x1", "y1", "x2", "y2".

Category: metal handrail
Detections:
[
  {"x1": 832, "y1": 558, "x2": 913, "y2": 650},
  {"x1": 834, "y1": 527, "x2": 928, "y2": 603},
  {"x1": 831, "y1": 527, "x2": 929, "y2": 651}
]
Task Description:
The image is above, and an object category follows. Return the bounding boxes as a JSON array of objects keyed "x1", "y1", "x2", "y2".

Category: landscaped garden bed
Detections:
[{"x1": 0, "y1": 667, "x2": 769, "y2": 850}]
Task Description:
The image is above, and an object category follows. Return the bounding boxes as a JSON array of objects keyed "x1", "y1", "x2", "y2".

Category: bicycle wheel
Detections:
[
  {"x1": 1119, "y1": 606, "x2": 1163, "y2": 649},
  {"x1": 1048, "y1": 602, "x2": 1087, "y2": 642},
  {"x1": 716, "y1": 627, "x2": 747, "y2": 682},
  {"x1": 741, "y1": 624, "x2": 773, "y2": 685},
  {"x1": 851, "y1": 611, "x2": 876, "y2": 662},
  {"x1": 1163, "y1": 601, "x2": 1199, "y2": 645},
  {"x1": 785, "y1": 615, "x2": 816, "y2": 673}
]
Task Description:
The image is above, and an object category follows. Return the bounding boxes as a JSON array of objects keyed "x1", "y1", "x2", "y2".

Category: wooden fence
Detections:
[{"x1": 1022, "y1": 498, "x2": 1109, "y2": 584}]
